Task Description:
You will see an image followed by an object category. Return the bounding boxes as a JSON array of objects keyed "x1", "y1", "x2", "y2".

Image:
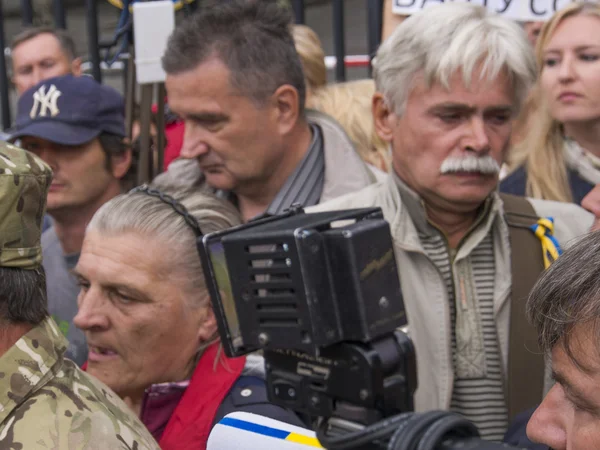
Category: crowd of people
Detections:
[{"x1": 1, "y1": 0, "x2": 600, "y2": 449}]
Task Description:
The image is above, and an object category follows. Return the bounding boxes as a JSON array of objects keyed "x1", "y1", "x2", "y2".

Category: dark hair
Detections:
[
  {"x1": 11, "y1": 26, "x2": 77, "y2": 61},
  {"x1": 0, "y1": 267, "x2": 48, "y2": 325},
  {"x1": 97, "y1": 132, "x2": 136, "y2": 189},
  {"x1": 162, "y1": 0, "x2": 306, "y2": 113},
  {"x1": 527, "y1": 230, "x2": 600, "y2": 366}
]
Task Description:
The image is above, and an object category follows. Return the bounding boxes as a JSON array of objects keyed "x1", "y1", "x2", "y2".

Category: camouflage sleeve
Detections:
[
  {"x1": 0, "y1": 395, "x2": 161, "y2": 450},
  {"x1": 0, "y1": 320, "x2": 160, "y2": 449}
]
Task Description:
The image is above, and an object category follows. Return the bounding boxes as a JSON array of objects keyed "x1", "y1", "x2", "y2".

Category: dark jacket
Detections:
[
  {"x1": 214, "y1": 375, "x2": 306, "y2": 427},
  {"x1": 500, "y1": 166, "x2": 594, "y2": 205}
]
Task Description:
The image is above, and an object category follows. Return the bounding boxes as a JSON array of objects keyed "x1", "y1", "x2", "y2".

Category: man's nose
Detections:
[
  {"x1": 180, "y1": 123, "x2": 210, "y2": 159},
  {"x1": 73, "y1": 288, "x2": 110, "y2": 332},
  {"x1": 31, "y1": 67, "x2": 43, "y2": 89},
  {"x1": 465, "y1": 118, "x2": 490, "y2": 153},
  {"x1": 526, "y1": 385, "x2": 567, "y2": 450}
]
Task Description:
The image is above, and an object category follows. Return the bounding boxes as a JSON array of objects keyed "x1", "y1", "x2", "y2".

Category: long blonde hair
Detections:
[
  {"x1": 311, "y1": 79, "x2": 391, "y2": 172},
  {"x1": 508, "y1": 3, "x2": 600, "y2": 202},
  {"x1": 291, "y1": 24, "x2": 327, "y2": 104}
]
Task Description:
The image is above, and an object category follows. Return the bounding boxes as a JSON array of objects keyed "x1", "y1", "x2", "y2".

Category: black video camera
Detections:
[{"x1": 198, "y1": 206, "x2": 518, "y2": 450}]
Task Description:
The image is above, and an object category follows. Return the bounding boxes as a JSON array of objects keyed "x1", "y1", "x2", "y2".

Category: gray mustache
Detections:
[{"x1": 440, "y1": 156, "x2": 500, "y2": 175}]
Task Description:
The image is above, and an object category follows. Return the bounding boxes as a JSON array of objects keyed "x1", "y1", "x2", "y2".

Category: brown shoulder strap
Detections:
[{"x1": 499, "y1": 193, "x2": 546, "y2": 422}]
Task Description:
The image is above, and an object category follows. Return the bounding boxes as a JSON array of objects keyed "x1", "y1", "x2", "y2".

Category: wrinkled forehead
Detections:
[
  {"x1": 555, "y1": 321, "x2": 600, "y2": 375},
  {"x1": 406, "y1": 67, "x2": 516, "y2": 109},
  {"x1": 77, "y1": 230, "x2": 177, "y2": 289}
]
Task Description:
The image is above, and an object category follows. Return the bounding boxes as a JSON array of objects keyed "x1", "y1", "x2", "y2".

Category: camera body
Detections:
[
  {"x1": 199, "y1": 207, "x2": 408, "y2": 357},
  {"x1": 198, "y1": 207, "x2": 415, "y2": 419},
  {"x1": 199, "y1": 206, "x2": 520, "y2": 449}
]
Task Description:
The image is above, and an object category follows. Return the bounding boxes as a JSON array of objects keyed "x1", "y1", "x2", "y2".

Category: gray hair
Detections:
[
  {"x1": 87, "y1": 187, "x2": 241, "y2": 305},
  {"x1": 527, "y1": 231, "x2": 600, "y2": 366},
  {"x1": 162, "y1": 0, "x2": 306, "y2": 114},
  {"x1": 373, "y1": 3, "x2": 536, "y2": 115}
]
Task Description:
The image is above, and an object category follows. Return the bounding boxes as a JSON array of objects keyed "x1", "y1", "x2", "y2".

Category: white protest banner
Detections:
[
  {"x1": 392, "y1": 0, "x2": 488, "y2": 15},
  {"x1": 393, "y1": 0, "x2": 599, "y2": 20},
  {"x1": 487, "y1": 0, "x2": 596, "y2": 21}
]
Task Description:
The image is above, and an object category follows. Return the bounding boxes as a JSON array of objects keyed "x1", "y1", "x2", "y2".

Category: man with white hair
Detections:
[{"x1": 312, "y1": 3, "x2": 593, "y2": 441}]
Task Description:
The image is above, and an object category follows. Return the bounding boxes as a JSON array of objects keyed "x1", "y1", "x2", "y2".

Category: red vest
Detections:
[{"x1": 160, "y1": 343, "x2": 246, "y2": 450}]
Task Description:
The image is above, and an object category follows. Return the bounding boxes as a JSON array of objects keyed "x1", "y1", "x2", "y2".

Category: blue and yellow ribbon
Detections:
[{"x1": 530, "y1": 217, "x2": 562, "y2": 269}]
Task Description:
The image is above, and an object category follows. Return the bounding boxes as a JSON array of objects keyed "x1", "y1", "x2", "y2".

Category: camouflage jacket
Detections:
[{"x1": 0, "y1": 317, "x2": 160, "y2": 449}]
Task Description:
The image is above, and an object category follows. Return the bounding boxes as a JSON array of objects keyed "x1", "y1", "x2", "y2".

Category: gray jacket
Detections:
[{"x1": 310, "y1": 175, "x2": 593, "y2": 412}]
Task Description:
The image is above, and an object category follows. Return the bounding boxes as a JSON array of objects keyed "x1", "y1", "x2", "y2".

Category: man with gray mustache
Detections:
[{"x1": 311, "y1": 3, "x2": 593, "y2": 442}]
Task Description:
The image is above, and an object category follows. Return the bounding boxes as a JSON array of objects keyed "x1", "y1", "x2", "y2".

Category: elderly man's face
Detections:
[
  {"x1": 73, "y1": 231, "x2": 215, "y2": 402},
  {"x1": 527, "y1": 324, "x2": 600, "y2": 449},
  {"x1": 375, "y1": 68, "x2": 513, "y2": 212}
]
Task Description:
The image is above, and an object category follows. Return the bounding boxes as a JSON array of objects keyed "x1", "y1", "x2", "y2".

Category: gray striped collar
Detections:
[{"x1": 265, "y1": 123, "x2": 325, "y2": 215}]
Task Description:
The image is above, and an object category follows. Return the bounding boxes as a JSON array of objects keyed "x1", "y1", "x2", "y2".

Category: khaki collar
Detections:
[{"x1": 392, "y1": 171, "x2": 498, "y2": 254}]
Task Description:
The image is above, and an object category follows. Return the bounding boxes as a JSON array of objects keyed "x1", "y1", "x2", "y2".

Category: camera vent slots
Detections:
[{"x1": 245, "y1": 243, "x2": 300, "y2": 328}]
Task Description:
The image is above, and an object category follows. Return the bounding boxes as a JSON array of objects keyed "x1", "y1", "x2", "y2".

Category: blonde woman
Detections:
[
  {"x1": 311, "y1": 79, "x2": 390, "y2": 172},
  {"x1": 501, "y1": 3, "x2": 600, "y2": 204},
  {"x1": 291, "y1": 24, "x2": 327, "y2": 107}
]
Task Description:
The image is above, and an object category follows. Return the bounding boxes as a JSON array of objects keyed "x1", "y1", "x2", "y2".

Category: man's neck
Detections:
[
  {"x1": 0, "y1": 322, "x2": 33, "y2": 358},
  {"x1": 564, "y1": 121, "x2": 600, "y2": 158},
  {"x1": 393, "y1": 169, "x2": 483, "y2": 249},
  {"x1": 237, "y1": 122, "x2": 313, "y2": 222},
  {"x1": 425, "y1": 203, "x2": 479, "y2": 249},
  {"x1": 50, "y1": 184, "x2": 121, "y2": 255}
]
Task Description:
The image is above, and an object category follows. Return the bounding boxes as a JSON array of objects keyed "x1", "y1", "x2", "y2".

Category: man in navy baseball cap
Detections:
[
  {"x1": 11, "y1": 74, "x2": 126, "y2": 144},
  {"x1": 11, "y1": 74, "x2": 132, "y2": 368}
]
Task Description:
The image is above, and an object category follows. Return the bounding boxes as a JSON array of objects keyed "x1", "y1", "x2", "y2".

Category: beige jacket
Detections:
[
  {"x1": 310, "y1": 175, "x2": 593, "y2": 412},
  {"x1": 153, "y1": 110, "x2": 386, "y2": 202}
]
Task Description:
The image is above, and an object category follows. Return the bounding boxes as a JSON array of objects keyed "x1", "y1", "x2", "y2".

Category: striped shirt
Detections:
[
  {"x1": 266, "y1": 123, "x2": 325, "y2": 215},
  {"x1": 395, "y1": 175, "x2": 509, "y2": 441}
]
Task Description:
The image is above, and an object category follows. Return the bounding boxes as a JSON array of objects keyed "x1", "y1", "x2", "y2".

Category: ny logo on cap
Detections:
[{"x1": 30, "y1": 85, "x2": 62, "y2": 119}]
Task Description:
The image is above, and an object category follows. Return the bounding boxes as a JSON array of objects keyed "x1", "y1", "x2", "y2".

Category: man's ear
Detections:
[
  {"x1": 373, "y1": 93, "x2": 395, "y2": 143},
  {"x1": 272, "y1": 84, "x2": 301, "y2": 136},
  {"x1": 198, "y1": 306, "x2": 218, "y2": 343},
  {"x1": 110, "y1": 148, "x2": 133, "y2": 180},
  {"x1": 71, "y1": 57, "x2": 83, "y2": 77}
]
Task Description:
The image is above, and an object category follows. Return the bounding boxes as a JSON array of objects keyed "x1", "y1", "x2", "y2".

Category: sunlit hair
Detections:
[
  {"x1": 373, "y1": 3, "x2": 536, "y2": 116},
  {"x1": 310, "y1": 79, "x2": 390, "y2": 172},
  {"x1": 292, "y1": 24, "x2": 327, "y2": 105},
  {"x1": 508, "y1": 3, "x2": 600, "y2": 202}
]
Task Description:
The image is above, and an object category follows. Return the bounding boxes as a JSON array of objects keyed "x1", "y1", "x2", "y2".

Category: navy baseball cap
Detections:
[{"x1": 11, "y1": 74, "x2": 126, "y2": 146}]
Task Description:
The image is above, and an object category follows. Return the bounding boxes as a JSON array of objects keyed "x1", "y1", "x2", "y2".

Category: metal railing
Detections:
[{"x1": 0, "y1": 0, "x2": 384, "y2": 131}]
